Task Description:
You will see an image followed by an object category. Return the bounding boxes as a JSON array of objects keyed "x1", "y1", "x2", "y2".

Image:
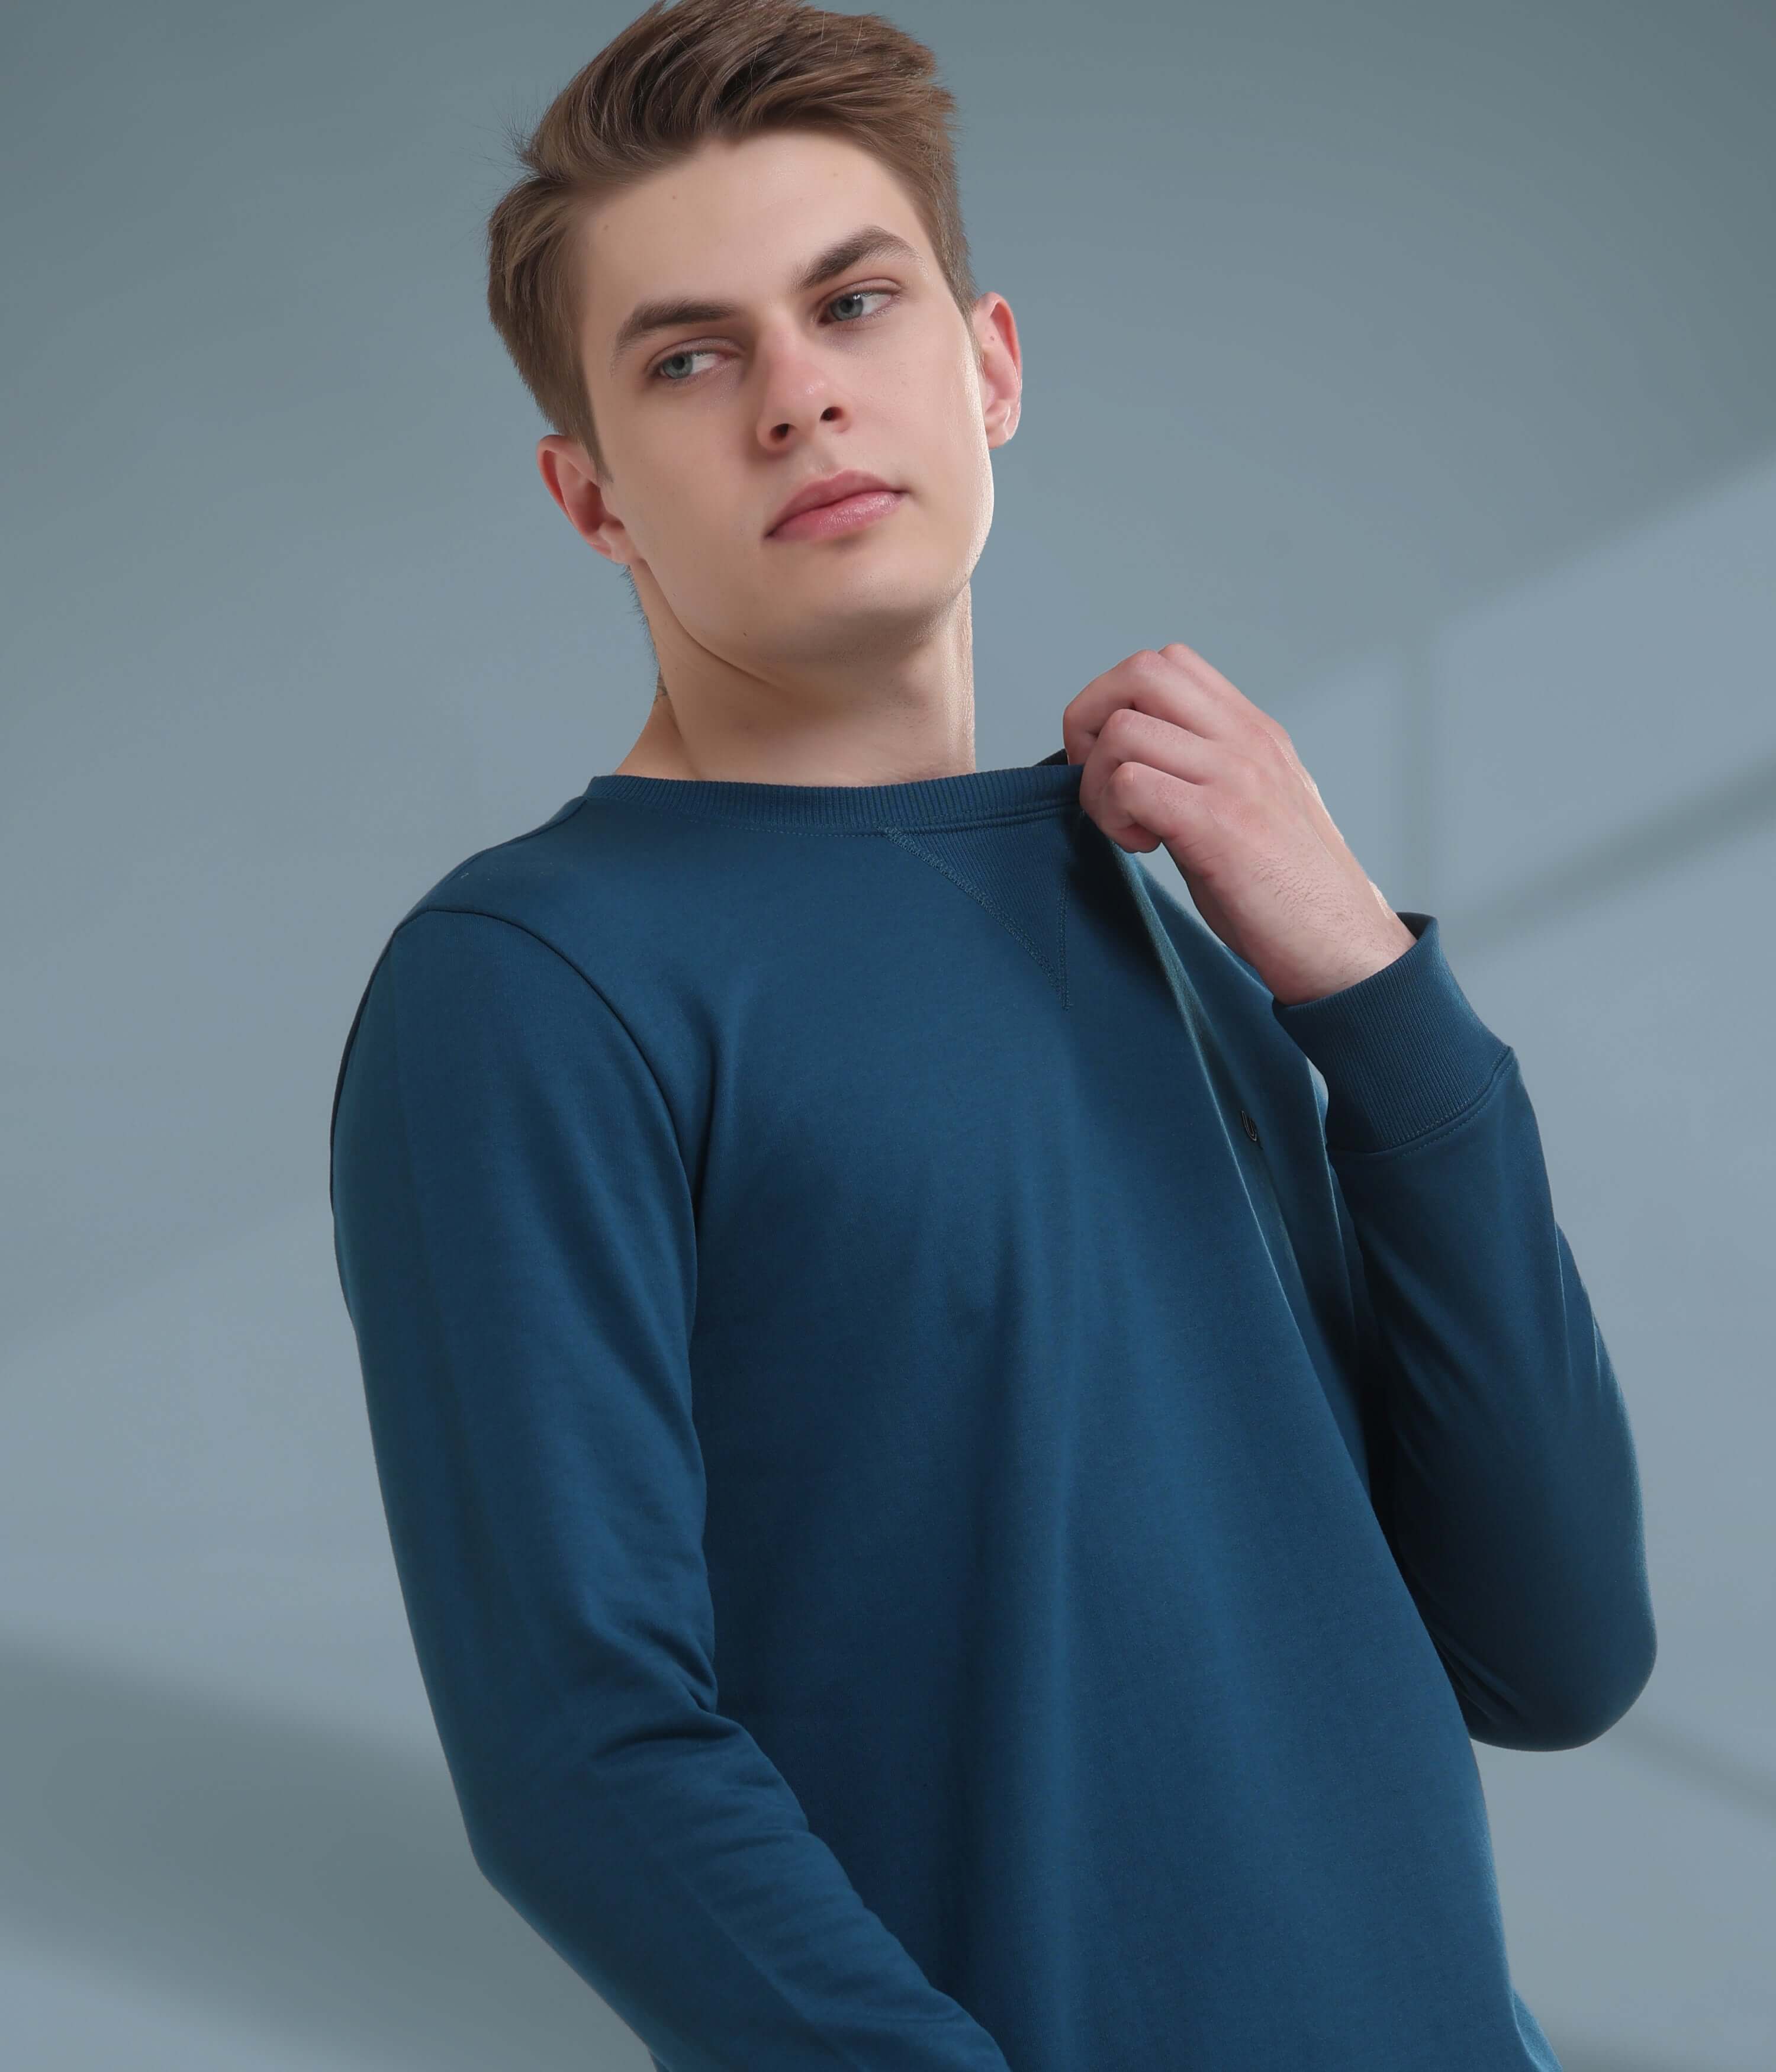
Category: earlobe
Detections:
[
  {"x1": 538, "y1": 433, "x2": 632, "y2": 564},
  {"x1": 983, "y1": 368, "x2": 1021, "y2": 448}
]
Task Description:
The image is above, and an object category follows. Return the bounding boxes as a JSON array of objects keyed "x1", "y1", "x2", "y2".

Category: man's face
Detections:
[{"x1": 566, "y1": 127, "x2": 1020, "y2": 678}]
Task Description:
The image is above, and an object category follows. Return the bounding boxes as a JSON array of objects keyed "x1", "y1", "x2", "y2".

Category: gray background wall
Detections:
[{"x1": 4, "y1": 1, "x2": 1772, "y2": 2065}]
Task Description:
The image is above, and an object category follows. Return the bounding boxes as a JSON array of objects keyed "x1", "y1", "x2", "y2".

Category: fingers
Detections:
[{"x1": 1063, "y1": 645, "x2": 1267, "y2": 764}]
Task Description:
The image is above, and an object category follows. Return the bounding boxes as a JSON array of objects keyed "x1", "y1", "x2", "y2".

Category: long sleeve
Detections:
[
  {"x1": 329, "y1": 906, "x2": 1015, "y2": 2072},
  {"x1": 1270, "y1": 912, "x2": 1658, "y2": 1752}
]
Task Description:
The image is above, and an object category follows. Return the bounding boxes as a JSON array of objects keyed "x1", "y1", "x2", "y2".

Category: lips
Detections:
[{"x1": 766, "y1": 468, "x2": 899, "y2": 536}]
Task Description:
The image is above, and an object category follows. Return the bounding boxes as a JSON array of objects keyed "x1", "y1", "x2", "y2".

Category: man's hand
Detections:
[{"x1": 1063, "y1": 642, "x2": 1418, "y2": 1007}]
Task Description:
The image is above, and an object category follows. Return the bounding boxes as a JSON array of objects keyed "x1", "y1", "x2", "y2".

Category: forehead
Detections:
[{"x1": 576, "y1": 129, "x2": 934, "y2": 345}]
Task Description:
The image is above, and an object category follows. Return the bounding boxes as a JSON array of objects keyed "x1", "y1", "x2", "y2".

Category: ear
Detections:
[
  {"x1": 536, "y1": 435, "x2": 636, "y2": 565},
  {"x1": 972, "y1": 291, "x2": 1022, "y2": 448}
]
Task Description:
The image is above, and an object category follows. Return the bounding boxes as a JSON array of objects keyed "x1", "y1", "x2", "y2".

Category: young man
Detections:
[{"x1": 329, "y1": 3, "x2": 1656, "y2": 2067}]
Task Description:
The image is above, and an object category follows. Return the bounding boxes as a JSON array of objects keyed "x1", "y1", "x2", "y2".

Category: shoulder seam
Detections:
[
  {"x1": 328, "y1": 798, "x2": 597, "y2": 1215},
  {"x1": 390, "y1": 902, "x2": 678, "y2": 1124}
]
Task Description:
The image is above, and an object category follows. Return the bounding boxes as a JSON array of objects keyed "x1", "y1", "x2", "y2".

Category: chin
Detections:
[
  {"x1": 776, "y1": 568, "x2": 967, "y2": 661},
  {"x1": 793, "y1": 534, "x2": 967, "y2": 617}
]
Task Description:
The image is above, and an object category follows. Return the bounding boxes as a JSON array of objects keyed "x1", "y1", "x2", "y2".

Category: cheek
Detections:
[
  {"x1": 919, "y1": 337, "x2": 989, "y2": 440},
  {"x1": 913, "y1": 344, "x2": 973, "y2": 433},
  {"x1": 627, "y1": 466, "x2": 734, "y2": 596},
  {"x1": 909, "y1": 362, "x2": 992, "y2": 521}
]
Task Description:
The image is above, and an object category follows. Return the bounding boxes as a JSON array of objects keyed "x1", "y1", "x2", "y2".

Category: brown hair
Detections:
[{"x1": 484, "y1": 0, "x2": 979, "y2": 487}]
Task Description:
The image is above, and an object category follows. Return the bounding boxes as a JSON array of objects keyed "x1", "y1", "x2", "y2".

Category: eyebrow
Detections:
[{"x1": 606, "y1": 224, "x2": 921, "y2": 374}]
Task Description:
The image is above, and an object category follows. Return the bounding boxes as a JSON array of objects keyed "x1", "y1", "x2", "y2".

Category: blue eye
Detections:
[
  {"x1": 654, "y1": 348, "x2": 716, "y2": 383},
  {"x1": 646, "y1": 284, "x2": 895, "y2": 381},
  {"x1": 828, "y1": 288, "x2": 891, "y2": 323}
]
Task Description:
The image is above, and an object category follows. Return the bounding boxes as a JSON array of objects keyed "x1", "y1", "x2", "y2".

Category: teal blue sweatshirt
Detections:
[{"x1": 329, "y1": 748, "x2": 1655, "y2": 2072}]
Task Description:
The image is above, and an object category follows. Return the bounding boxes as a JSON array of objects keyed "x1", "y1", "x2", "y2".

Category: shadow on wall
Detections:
[
  {"x1": 1, "y1": 1634, "x2": 1688, "y2": 2072},
  {"x1": 0, "y1": 1635, "x2": 644, "y2": 2071}
]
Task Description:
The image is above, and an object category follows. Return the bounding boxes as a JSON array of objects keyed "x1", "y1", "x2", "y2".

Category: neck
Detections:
[{"x1": 613, "y1": 583, "x2": 978, "y2": 786}]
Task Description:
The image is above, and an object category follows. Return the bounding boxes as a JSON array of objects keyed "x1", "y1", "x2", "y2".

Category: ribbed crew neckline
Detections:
[{"x1": 581, "y1": 750, "x2": 1082, "y2": 832}]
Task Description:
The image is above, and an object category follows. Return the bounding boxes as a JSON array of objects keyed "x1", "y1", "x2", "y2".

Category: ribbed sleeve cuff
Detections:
[{"x1": 1269, "y1": 913, "x2": 1512, "y2": 1154}]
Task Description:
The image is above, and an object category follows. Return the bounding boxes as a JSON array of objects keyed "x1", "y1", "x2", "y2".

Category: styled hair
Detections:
[{"x1": 484, "y1": 0, "x2": 979, "y2": 486}]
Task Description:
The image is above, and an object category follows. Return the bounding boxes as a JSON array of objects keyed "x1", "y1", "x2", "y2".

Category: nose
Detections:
[{"x1": 753, "y1": 323, "x2": 850, "y2": 449}]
